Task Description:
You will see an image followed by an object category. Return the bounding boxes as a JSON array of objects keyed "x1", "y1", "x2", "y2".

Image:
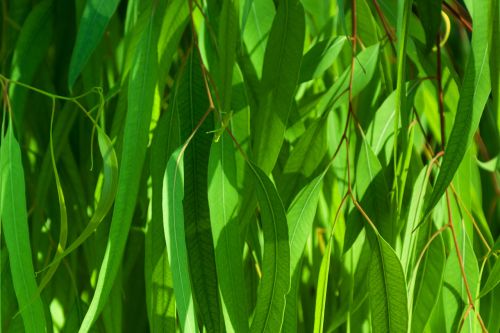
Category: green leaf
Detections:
[
  {"x1": 298, "y1": 36, "x2": 346, "y2": 83},
  {"x1": 283, "y1": 174, "x2": 323, "y2": 333},
  {"x1": 9, "y1": 0, "x2": 53, "y2": 129},
  {"x1": 345, "y1": 135, "x2": 390, "y2": 252},
  {"x1": 369, "y1": 234, "x2": 408, "y2": 333},
  {"x1": 410, "y1": 227, "x2": 446, "y2": 333},
  {"x1": 415, "y1": 0, "x2": 442, "y2": 50},
  {"x1": 492, "y1": 0, "x2": 500, "y2": 129},
  {"x1": 36, "y1": 100, "x2": 69, "y2": 293},
  {"x1": 163, "y1": 147, "x2": 198, "y2": 333},
  {"x1": 316, "y1": 43, "x2": 380, "y2": 116},
  {"x1": 401, "y1": 165, "x2": 430, "y2": 274},
  {"x1": 442, "y1": 228, "x2": 479, "y2": 331},
  {"x1": 39, "y1": 126, "x2": 118, "y2": 268},
  {"x1": 393, "y1": 0, "x2": 414, "y2": 221},
  {"x1": 424, "y1": 0, "x2": 492, "y2": 217},
  {"x1": 283, "y1": 118, "x2": 329, "y2": 177},
  {"x1": 217, "y1": 0, "x2": 239, "y2": 114},
  {"x1": 146, "y1": 96, "x2": 181, "y2": 331},
  {"x1": 241, "y1": 0, "x2": 276, "y2": 79},
  {"x1": 1, "y1": 121, "x2": 47, "y2": 333},
  {"x1": 79, "y1": 7, "x2": 160, "y2": 330},
  {"x1": 253, "y1": 0, "x2": 305, "y2": 173},
  {"x1": 313, "y1": 242, "x2": 332, "y2": 333},
  {"x1": 287, "y1": 174, "x2": 324, "y2": 277},
  {"x1": 480, "y1": 256, "x2": 500, "y2": 297},
  {"x1": 208, "y1": 131, "x2": 249, "y2": 333},
  {"x1": 68, "y1": 0, "x2": 121, "y2": 88},
  {"x1": 178, "y1": 51, "x2": 222, "y2": 332},
  {"x1": 247, "y1": 162, "x2": 290, "y2": 333}
]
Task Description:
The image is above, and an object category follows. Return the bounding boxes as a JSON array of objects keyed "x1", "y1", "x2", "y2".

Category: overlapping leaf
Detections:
[
  {"x1": 369, "y1": 234, "x2": 408, "y2": 333},
  {"x1": 247, "y1": 162, "x2": 290, "y2": 333},
  {"x1": 163, "y1": 148, "x2": 198, "y2": 332},
  {"x1": 424, "y1": 0, "x2": 492, "y2": 216},
  {"x1": 253, "y1": 0, "x2": 305, "y2": 173},
  {"x1": 79, "y1": 5, "x2": 161, "y2": 330},
  {"x1": 68, "y1": 0, "x2": 121, "y2": 88}
]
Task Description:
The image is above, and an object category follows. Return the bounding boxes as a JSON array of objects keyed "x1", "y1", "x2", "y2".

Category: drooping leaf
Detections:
[
  {"x1": 393, "y1": 0, "x2": 414, "y2": 222},
  {"x1": 369, "y1": 234, "x2": 408, "y2": 333},
  {"x1": 253, "y1": 0, "x2": 305, "y2": 173},
  {"x1": 241, "y1": 0, "x2": 276, "y2": 79},
  {"x1": 177, "y1": 50, "x2": 222, "y2": 332},
  {"x1": 283, "y1": 174, "x2": 323, "y2": 333},
  {"x1": 410, "y1": 226, "x2": 446, "y2": 333},
  {"x1": 0, "y1": 121, "x2": 47, "y2": 332},
  {"x1": 79, "y1": 6, "x2": 161, "y2": 330},
  {"x1": 480, "y1": 256, "x2": 500, "y2": 297},
  {"x1": 208, "y1": 131, "x2": 249, "y2": 333},
  {"x1": 36, "y1": 100, "x2": 69, "y2": 293},
  {"x1": 163, "y1": 147, "x2": 198, "y2": 333},
  {"x1": 247, "y1": 162, "x2": 290, "y2": 333},
  {"x1": 68, "y1": 0, "x2": 121, "y2": 88},
  {"x1": 9, "y1": 0, "x2": 53, "y2": 129},
  {"x1": 344, "y1": 135, "x2": 390, "y2": 252},
  {"x1": 39, "y1": 126, "x2": 118, "y2": 268},
  {"x1": 424, "y1": 0, "x2": 492, "y2": 217},
  {"x1": 298, "y1": 36, "x2": 346, "y2": 83},
  {"x1": 283, "y1": 118, "x2": 329, "y2": 177},
  {"x1": 146, "y1": 97, "x2": 181, "y2": 332},
  {"x1": 217, "y1": 0, "x2": 239, "y2": 114},
  {"x1": 315, "y1": 43, "x2": 380, "y2": 117},
  {"x1": 287, "y1": 174, "x2": 324, "y2": 276},
  {"x1": 313, "y1": 241, "x2": 332, "y2": 333}
]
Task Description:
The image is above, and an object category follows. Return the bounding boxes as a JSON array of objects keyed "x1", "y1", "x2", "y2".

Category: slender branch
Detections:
[
  {"x1": 442, "y1": 1, "x2": 472, "y2": 33},
  {"x1": 445, "y1": 190, "x2": 488, "y2": 333}
]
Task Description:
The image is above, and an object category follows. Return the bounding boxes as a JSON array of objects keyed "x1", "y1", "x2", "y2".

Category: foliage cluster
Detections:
[{"x1": 0, "y1": 0, "x2": 499, "y2": 332}]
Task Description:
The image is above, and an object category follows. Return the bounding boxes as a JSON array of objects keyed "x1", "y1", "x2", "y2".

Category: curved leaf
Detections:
[
  {"x1": 68, "y1": 0, "x2": 120, "y2": 88},
  {"x1": 424, "y1": 0, "x2": 492, "y2": 216},
  {"x1": 1, "y1": 122, "x2": 47, "y2": 332},
  {"x1": 253, "y1": 0, "x2": 305, "y2": 173},
  {"x1": 480, "y1": 256, "x2": 500, "y2": 297},
  {"x1": 313, "y1": 242, "x2": 332, "y2": 333},
  {"x1": 40, "y1": 126, "x2": 118, "y2": 268},
  {"x1": 298, "y1": 36, "x2": 346, "y2": 83},
  {"x1": 9, "y1": 0, "x2": 53, "y2": 128},
  {"x1": 410, "y1": 228, "x2": 446, "y2": 333},
  {"x1": 369, "y1": 234, "x2": 408, "y2": 333},
  {"x1": 442, "y1": 228, "x2": 479, "y2": 331},
  {"x1": 79, "y1": 7, "x2": 160, "y2": 331},
  {"x1": 163, "y1": 147, "x2": 198, "y2": 333},
  {"x1": 178, "y1": 51, "x2": 222, "y2": 332},
  {"x1": 146, "y1": 95, "x2": 181, "y2": 331},
  {"x1": 248, "y1": 162, "x2": 290, "y2": 333},
  {"x1": 208, "y1": 131, "x2": 249, "y2": 333},
  {"x1": 283, "y1": 173, "x2": 324, "y2": 333}
]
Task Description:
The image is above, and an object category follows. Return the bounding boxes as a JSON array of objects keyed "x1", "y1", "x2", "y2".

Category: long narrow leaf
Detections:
[
  {"x1": 253, "y1": 0, "x2": 305, "y2": 173},
  {"x1": 178, "y1": 51, "x2": 222, "y2": 332},
  {"x1": 369, "y1": 234, "x2": 408, "y2": 333},
  {"x1": 1, "y1": 122, "x2": 47, "y2": 332},
  {"x1": 163, "y1": 147, "x2": 198, "y2": 332},
  {"x1": 208, "y1": 131, "x2": 249, "y2": 333},
  {"x1": 68, "y1": 0, "x2": 120, "y2": 88},
  {"x1": 248, "y1": 162, "x2": 290, "y2": 333},
  {"x1": 79, "y1": 6, "x2": 161, "y2": 330},
  {"x1": 424, "y1": 0, "x2": 492, "y2": 216}
]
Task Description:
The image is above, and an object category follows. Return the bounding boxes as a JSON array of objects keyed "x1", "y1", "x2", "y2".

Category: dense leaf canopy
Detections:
[{"x1": 0, "y1": 0, "x2": 499, "y2": 332}]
